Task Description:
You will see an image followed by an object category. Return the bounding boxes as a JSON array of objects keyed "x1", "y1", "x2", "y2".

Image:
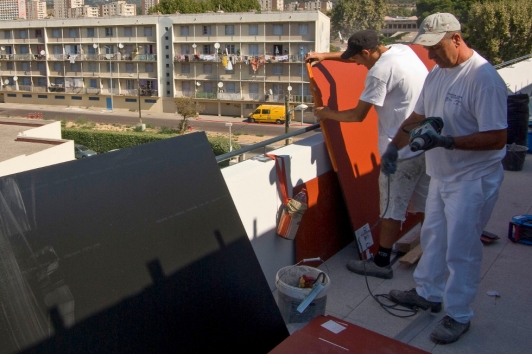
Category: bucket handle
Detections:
[{"x1": 314, "y1": 272, "x2": 326, "y2": 285}]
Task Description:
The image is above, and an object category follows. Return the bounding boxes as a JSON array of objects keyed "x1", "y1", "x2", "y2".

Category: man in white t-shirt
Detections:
[
  {"x1": 306, "y1": 30, "x2": 429, "y2": 279},
  {"x1": 384, "y1": 13, "x2": 508, "y2": 344}
]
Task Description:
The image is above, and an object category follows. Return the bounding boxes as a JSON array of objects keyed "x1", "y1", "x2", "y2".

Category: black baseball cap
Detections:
[{"x1": 340, "y1": 30, "x2": 380, "y2": 59}]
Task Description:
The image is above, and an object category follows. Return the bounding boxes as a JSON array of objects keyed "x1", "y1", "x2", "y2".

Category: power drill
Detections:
[{"x1": 409, "y1": 117, "x2": 444, "y2": 152}]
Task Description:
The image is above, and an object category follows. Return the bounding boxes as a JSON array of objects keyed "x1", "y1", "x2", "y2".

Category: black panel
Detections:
[{"x1": 0, "y1": 132, "x2": 288, "y2": 353}]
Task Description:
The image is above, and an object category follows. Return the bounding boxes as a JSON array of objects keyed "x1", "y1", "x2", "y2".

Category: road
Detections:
[{"x1": 0, "y1": 105, "x2": 317, "y2": 138}]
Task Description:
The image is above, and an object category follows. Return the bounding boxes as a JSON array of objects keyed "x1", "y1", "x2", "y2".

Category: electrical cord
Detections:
[{"x1": 357, "y1": 175, "x2": 419, "y2": 318}]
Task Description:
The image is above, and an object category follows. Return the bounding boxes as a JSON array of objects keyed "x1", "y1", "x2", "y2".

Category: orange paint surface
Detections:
[{"x1": 306, "y1": 45, "x2": 436, "y2": 258}]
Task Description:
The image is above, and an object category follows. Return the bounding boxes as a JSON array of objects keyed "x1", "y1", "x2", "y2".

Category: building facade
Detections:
[
  {"x1": 26, "y1": 0, "x2": 46, "y2": 20},
  {"x1": 0, "y1": 0, "x2": 27, "y2": 20},
  {"x1": 100, "y1": 1, "x2": 136, "y2": 17},
  {"x1": 54, "y1": 0, "x2": 84, "y2": 19},
  {"x1": 382, "y1": 16, "x2": 418, "y2": 37},
  {"x1": 141, "y1": 0, "x2": 159, "y2": 16},
  {"x1": 70, "y1": 5, "x2": 99, "y2": 18},
  {"x1": 0, "y1": 11, "x2": 329, "y2": 117}
]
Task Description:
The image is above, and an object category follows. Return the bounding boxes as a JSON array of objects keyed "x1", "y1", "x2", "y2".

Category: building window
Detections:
[
  {"x1": 180, "y1": 26, "x2": 189, "y2": 36},
  {"x1": 35, "y1": 29, "x2": 42, "y2": 38},
  {"x1": 145, "y1": 63, "x2": 154, "y2": 72},
  {"x1": 144, "y1": 27, "x2": 152, "y2": 36},
  {"x1": 6, "y1": 62, "x2": 13, "y2": 70},
  {"x1": 145, "y1": 99, "x2": 156, "y2": 103},
  {"x1": 69, "y1": 29, "x2": 77, "y2": 38},
  {"x1": 4, "y1": 31, "x2": 10, "y2": 39},
  {"x1": 22, "y1": 77, "x2": 31, "y2": 86},
  {"x1": 225, "y1": 45, "x2": 235, "y2": 54},
  {"x1": 107, "y1": 63, "x2": 115, "y2": 72},
  {"x1": 203, "y1": 26, "x2": 211, "y2": 36},
  {"x1": 225, "y1": 25, "x2": 234, "y2": 35},
  {"x1": 52, "y1": 29, "x2": 60, "y2": 38},
  {"x1": 37, "y1": 62, "x2": 45, "y2": 70},
  {"x1": 126, "y1": 63, "x2": 134, "y2": 72},
  {"x1": 87, "y1": 28, "x2": 94, "y2": 37},
  {"x1": 273, "y1": 64, "x2": 283, "y2": 75},
  {"x1": 125, "y1": 98, "x2": 137, "y2": 102},
  {"x1": 55, "y1": 96, "x2": 65, "y2": 99},
  {"x1": 105, "y1": 27, "x2": 113, "y2": 37},
  {"x1": 20, "y1": 46, "x2": 29, "y2": 54},
  {"x1": 71, "y1": 63, "x2": 79, "y2": 72},
  {"x1": 54, "y1": 62, "x2": 61, "y2": 71},
  {"x1": 249, "y1": 24, "x2": 258, "y2": 36},
  {"x1": 38, "y1": 95, "x2": 47, "y2": 98},
  {"x1": 203, "y1": 64, "x2": 212, "y2": 74},
  {"x1": 89, "y1": 97, "x2": 99, "y2": 101},
  {"x1": 7, "y1": 94, "x2": 16, "y2": 97},
  {"x1": 72, "y1": 96, "x2": 82, "y2": 100},
  {"x1": 89, "y1": 79, "x2": 97, "y2": 88},
  {"x1": 21, "y1": 62, "x2": 29, "y2": 71},
  {"x1": 124, "y1": 27, "x2": 132, "y2": 37},
  {"x1": 298, "y1": 24, "x2": 309, "y2": 35},
  {"x1": 203, "y1": 45, "x2": 211, "y2": 54},
  {"x1": 273, "y1": 24, "x2": 283, "y2": 35},
  {"x1": 181, "y1": 63, "x2": 190, "y2": 73},
  {"x1": 225, "y1": 82, "x2": 238, "y2": 93},
  {"x1": 88, "y1": 63, "x2": 97, "y2": 72},
  {"x1": 248, "y1": 44, "x2": 259, "y2": 55},
  {"x1": 20, "y1": 30, "x2": 27, "y2": 39},
  {"x1": 23, "y1": 94, "x2": 32, "y2": 98},
  {"x1": 249, "y1": 83, "x2": 259, "y2": 94}
]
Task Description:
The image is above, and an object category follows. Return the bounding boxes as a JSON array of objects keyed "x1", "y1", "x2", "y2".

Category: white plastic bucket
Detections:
[{"x1": 275, "y1": 265, "x2": 331, "y2": 323}]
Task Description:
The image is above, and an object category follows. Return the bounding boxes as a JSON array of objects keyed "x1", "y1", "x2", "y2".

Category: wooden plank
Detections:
[
  {"x1": 395, "y1": 223, "x2": 422, "y2": 254},
  {"x1": 399, "y1": 243, "x2": 423, "y2": 265}
]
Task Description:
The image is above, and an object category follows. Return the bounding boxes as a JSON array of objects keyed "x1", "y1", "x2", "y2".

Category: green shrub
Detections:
[{"x1": 62, "y1": 129, "x2": 240, "y2": 159}]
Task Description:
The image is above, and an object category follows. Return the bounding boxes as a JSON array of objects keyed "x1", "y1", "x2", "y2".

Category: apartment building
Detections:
[
  {"x1": 71, "y1": 5, "x2": 99, "y2": 18},
  {"x1": 0, "y1": 0, "x2": 27, "y2": 20},
  {"x1": 258, "y1": 0, "x2": 283, "y2": 12},
  {"x1": 0, "y1": 11, "x2": 329, "y2": 117},
  {"x1": 382, "y1": 16, "x2": 418, "y2": 37},
  {"x1": 141, "y1": 0, "x2": 159, "y2": 15},
  {"x1": 100, "y1": 1, "x2": 136, "y2": 17},
  {"x1": 26, "y1": 0, "x2": 46, "y2": 20},
  {"x1": 54, "y1": 0, "x2": 84, "y2": 18}
]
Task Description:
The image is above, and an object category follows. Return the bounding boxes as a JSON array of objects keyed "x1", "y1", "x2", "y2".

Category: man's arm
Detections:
[
  {"x1": 453, "y1": 129, "x2": 507, "y2": 150},
  {"x1": 390, "y1": 111, "x2": 426, "y2": 149},
  {"x1": 305, "y1": 51, "x2": 353, "y2": 63},
  {"x1": 315, "y1": 100, "x2": 373, "y2": 123}
]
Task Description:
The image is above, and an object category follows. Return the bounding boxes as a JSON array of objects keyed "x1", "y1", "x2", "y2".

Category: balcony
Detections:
[
  {"x1": 48, "y1": 84, "x2": 65, "y2": 92},
  {"x1": 86, "y1": 88, "x2": 101, "y2": 94},
  {"x1": 196, "y1": 92, "x2": 217, "y2": 99},
  {"x1": 65, "y1": 87, "x2": 84, "y2": 94},
  {"x1": 217, "y1": 92, "x2": 241, "y2": 100},
  {"x1": 13, "y1": 54, "x2": 33, "y2": 61}
]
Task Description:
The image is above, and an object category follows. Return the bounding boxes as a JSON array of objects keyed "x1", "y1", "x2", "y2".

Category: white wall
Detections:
[
  {"x1": 0, "y1": 140, "x2": 74, "y2": 177},
  {"x1": 221, "y1": 134, "x2": 332, "y2": 289},
  {"x1": 22, "y1": 121, "x2": 63, "y2": 139}
]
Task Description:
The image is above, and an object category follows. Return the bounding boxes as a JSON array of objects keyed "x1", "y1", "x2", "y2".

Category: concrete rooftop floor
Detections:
[{"x1": 276, "y1": 154, "x2": 532, "y2": 353}]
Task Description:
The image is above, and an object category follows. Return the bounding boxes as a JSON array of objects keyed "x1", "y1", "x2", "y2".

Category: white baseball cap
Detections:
[{"x1": 413, "y1": 13, "x2": 461, "y2": 46}]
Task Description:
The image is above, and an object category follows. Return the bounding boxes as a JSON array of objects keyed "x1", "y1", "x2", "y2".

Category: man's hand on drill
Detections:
[
  {"x1": 420, "y1": 130, "x2": 455, "y2": 151},
  {"x1": 381, "y1": 143, "x2": 399, "y2": 176}
]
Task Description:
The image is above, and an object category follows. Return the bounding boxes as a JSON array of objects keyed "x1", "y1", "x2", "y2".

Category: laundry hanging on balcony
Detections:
[{"x1": 250, "y1": 56, "x2": 266, "y2": 73}]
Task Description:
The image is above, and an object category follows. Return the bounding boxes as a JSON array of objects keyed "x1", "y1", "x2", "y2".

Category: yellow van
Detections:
[{"x1": 248, "y1": 105, "x2": 287, "y2": 124}]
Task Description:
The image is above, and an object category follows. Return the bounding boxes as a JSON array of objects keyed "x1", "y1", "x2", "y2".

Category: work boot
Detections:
[
  {"x1": 346, "y1": 259, "x2": 393, "y2": 279},
  {"x1": 389, "y1": 288, "x2": 442, "y2": 312},
  {"x1": 430, "y1": 316, "x2": 470, "y2": 344}
]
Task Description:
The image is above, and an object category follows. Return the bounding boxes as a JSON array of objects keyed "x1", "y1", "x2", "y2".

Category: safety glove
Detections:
[
  {"x1": 381, "y1": 143, "x2": 399, "y2": 176},
  {"x1": 420, "y1": 130, "x2": 455, "y2": 151}
]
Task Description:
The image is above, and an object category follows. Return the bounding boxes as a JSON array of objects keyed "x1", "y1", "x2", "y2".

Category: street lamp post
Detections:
[
  {"x1": 300, "y1": 46, "x2": 304, "y2": 104},
  {"x1": 225, "y1": 122, "x2": 233, "y2": 152},
  {"x1": 137, "y1": 45, "x2": 143, "y2": 127}
]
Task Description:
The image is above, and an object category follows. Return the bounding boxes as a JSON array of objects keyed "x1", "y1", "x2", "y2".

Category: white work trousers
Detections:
[{"x1": 414, "y1": 166, "x2": 503, "y2": 323}]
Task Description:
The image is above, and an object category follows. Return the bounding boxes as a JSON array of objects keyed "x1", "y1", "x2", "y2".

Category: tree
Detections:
[
  {"x1": 175, "y1": 97, "x2": 204, "y2": 134},
  {"x1": 330, "y1": 0, "x2": 388, "y2": 40},
  {"x1": 467, "y1": 0, "x2": 532, "y2": 64},
  {"x1": 149, "y1": 0, "x2": 260, "y2": 14},
  {"x1": 414, "y1": 0, "x2": 488, "y2": 37}
]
